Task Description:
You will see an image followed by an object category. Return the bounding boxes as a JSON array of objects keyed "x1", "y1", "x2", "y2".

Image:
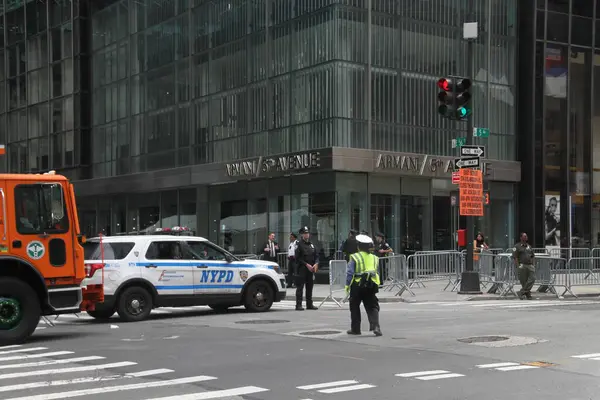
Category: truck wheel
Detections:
[
  {"x1": 87, "y1": 304, "x2": 115, "y2": 320},
  {"x1": 244, "y1": 280, "x2": 274, "y2": 312},
  {"x1": 0, "y1": 278, "x2": 40, "y2": 345},
  {"x1": 116, "y1": 286, "x2": 152, "y2": 322}
]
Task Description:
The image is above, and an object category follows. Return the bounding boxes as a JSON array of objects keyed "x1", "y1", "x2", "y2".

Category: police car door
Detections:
[
  {"x1": 142, "y1": 240, "x2": 194, "y2": 296},
  {"x1": 182, "y1": 240, "x2": 237, "y2": 295}
]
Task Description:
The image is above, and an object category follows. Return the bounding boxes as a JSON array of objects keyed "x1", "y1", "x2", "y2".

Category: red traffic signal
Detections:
[{"x1": 437, "y1": 78, "x2": 450, "y2": 91}]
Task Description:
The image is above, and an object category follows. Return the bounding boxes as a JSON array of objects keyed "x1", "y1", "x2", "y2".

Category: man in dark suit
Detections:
[{"x1": 262, "y1": 232, "x2": 279, "y2": 262}]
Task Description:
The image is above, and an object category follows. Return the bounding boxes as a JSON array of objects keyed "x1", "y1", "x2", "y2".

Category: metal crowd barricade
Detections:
[
  {"x1": 534, "y1": 254, "x2": 568, "y2": 297},
  {"x1": 319, "y1": 260, "x2": 348, "y2": 307},
  {"x1": 565, "y1": 257, "x2": 600, "y2": 297},
  {"x1": 406, "y1": 251, "x2": 462, "y2": 290},
  {"x1": 380, "y1": 254, "x2": 414, "y2": 297}
]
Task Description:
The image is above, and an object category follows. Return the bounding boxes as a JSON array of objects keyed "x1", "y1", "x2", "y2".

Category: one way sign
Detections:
[
  {"x1": 460, "y1": 145, "x2": 485, "y2": 158},
  {"x1": 454, "y1": 157, "x2": 480, "y2": 169}
]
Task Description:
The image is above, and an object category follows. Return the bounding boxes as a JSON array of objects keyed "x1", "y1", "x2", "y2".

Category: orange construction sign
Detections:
[{"x1": 459, "y1": 168, "x2": 483, "y2": 216}]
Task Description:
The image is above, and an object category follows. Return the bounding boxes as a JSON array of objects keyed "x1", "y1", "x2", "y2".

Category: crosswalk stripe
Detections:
[
  {"x1": 0, "y1": 369, "x2": 173, "y2": 393},
  {"x1": 0, "y1": 361, "x2": 137, "y2": 380},
  {"x1": 496, "y1": 365, "x2": 539, "y2": 371},
  {"x1": 0, "y1": 345, "x2": 21, "y2": 350},
  {"x1": 0, "y1": 347, "x2": 47, "y2": 355},
  {"x1": 5, "y1": 375, "x2": 218, "y2": 400},
  {"x1": 0, "y1": 356, "x2": 104, "y2": 370},
  {"x1": 142, "y1": 386, "x2": 270, "y2": 400},
  {"x1": 572, "y1": 353, "x2": 600, "y2": 358},
  {"x1": 298, "y1": 380, "x2": 358, "y2": 390},
  {"x1": 416, "y1": 373, "x2": 464, "y2": 380},
  {"x1": 477, "y1": 362, "x2": 519, "y2": 368},
  {"x1": 396, "y1": 370, "x2": 449, "y2": 378},
  {"x1": 318, "y1": 384, "x2": 376, "y2": 393},
  {"x1": 0, "y1": 351, "x2": 74, "y2": 362}
]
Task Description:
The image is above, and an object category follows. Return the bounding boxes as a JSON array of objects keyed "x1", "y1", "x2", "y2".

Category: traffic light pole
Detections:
[{"x1": 458, "y1": 6, "x2": 482, "y2": 295}]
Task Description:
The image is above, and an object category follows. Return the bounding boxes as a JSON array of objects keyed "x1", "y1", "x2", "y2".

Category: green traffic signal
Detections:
[{"x1": 457, "y1": 106, "x2": 471, "y2": 118}]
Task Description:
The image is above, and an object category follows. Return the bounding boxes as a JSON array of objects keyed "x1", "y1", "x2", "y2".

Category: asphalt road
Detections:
[{"x1": 4, "y1": 298, "x2": 600, "y2": 400}]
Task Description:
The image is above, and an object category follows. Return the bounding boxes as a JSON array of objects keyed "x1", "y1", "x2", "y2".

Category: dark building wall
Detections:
[
  {"x1": 86, "y1": 0, "x2": 518, "y2": 179},
  {"x1": 520, "y1": 0, "x2": 599, "y2": 249},
  {"x1": 0, "y1": 0, "x2": 88, "y2": 179}
]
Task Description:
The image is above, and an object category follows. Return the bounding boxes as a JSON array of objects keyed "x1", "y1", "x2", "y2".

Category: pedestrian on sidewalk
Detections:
[
  {"x1": 473, "y1": 232, "x2": 489, "y2": 262},
  {"x1": 345, "y1": 234, "x2": 382, "y2": 336},
  {"x1": 375, "y1": 232, "x2": 393, "y2": 286},
  {"x1": 295, "y1": 226, "x2": 319, "y2": 311},
  {"x1": 287, "y1": 232, "x2": 298, "y2": 288},
  {"x1": 512, "y1": 232, "x2": 535, "y2": 300}
]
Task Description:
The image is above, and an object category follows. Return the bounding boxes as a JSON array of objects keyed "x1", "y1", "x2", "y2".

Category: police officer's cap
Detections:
[
  {"x1": 356, "y1": 234, "x2": 373, "y2": 245},
  {"x1": 299, "y1": 226, "x2": 310, "y2": 234}
]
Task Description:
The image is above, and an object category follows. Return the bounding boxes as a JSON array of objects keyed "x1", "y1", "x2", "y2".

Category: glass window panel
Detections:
[
  {"x1": 160, "y1": 190, "x2": 178, "y2": 228},
  {"x1": 18, "y1": 42, "x2": 26, "y2": 75},
  {"x1": 6, "y1": 7, "x2": 25, "y2": 45},
  {"x1": 0, "y1": 50, "x2": 4, "y2": 81},
  {"x1": 52, "y1": 63, "x2": 62, "y2": 96},
  {"x1": 572, "y1": 0, "x2": 593, "y2": 17},
  {"x1": 18, "y1": 75, "x2": 26, "y2": 107},
  {"x1": 546, "y1": 12, "x2": 568, "y2": 43},
  {"x1": 52, "y1": 132, "x2": 63, "y2": 168},
  {"x1": 8, "y1": 46, "x2": 17, "y2": 77},
  {"x1": 571, "y1": 17, "x2": 592, "y2": 47}
]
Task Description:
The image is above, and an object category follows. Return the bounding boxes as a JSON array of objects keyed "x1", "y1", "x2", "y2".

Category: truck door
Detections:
[
  {"x1": 8, "y1": 182, "x2": 75, "y2": 278},
  {"x1": 0, "y1": 181, "x2": 9, "y2": 256}
]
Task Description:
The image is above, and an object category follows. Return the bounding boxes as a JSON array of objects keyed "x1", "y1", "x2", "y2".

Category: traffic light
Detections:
[{"x1": 437, "y1": 77, "x2": 472, "y2": 120}]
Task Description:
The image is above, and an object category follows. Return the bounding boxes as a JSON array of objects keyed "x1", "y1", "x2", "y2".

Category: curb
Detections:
[
  {"x1": 310, "y1": 296, "x2": 405, "y2": 303},
  {"x1": 465, "y1": 292, "x2": 600, "y2": 301}
]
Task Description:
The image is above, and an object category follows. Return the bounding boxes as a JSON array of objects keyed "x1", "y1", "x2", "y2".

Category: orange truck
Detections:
[{"x1": 0, "y1": 171, "x2": 104, "y2": 345}]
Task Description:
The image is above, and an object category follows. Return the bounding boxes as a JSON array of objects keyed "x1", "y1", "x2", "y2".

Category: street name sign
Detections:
[
  {"x1": 454, "y1": 157, "x2": 480, "y2": 169},
  {"x1": 460, "y1": 145, "x2": 485, "y2": 158},
  {"x1": 473, "y1": 127, "x2": 490, "y2": 138}
]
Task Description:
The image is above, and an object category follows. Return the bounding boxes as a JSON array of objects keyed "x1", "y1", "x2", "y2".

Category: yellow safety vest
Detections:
[{"x1": 350, "y1": 251, "x2": 381, "y2": 286}]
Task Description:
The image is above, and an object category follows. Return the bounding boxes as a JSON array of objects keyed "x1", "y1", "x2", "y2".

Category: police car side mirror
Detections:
[{"x1": 225, "y1": 254, "x2": 233, "y2": 263}]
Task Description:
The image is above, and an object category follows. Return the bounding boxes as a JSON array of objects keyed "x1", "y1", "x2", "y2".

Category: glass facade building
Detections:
[
  {"x1": 519, "y1": 0, "x2": 600, "y2": 249},
  {"x1": 0, "y1": 0, "x2": 521, "y2": 261}
]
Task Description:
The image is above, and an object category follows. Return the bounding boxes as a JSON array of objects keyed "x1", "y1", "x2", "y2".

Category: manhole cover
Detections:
[
  {"x1": 235, "y1": 320, "x2": 290, "y2": 324},
  {"x1": 298, "y1": 330, "x2": 343, "y2": 336},
  {"x1": 458, "y1": 336, "x2": 509, "y2": 344}
]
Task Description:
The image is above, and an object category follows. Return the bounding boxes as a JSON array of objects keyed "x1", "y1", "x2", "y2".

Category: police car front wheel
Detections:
[
  {"x1": 117, "y1": 286, "x2": 153, "y2": 322},
  {"x1": 244, "y1": 280, "x2": 274, "y2": 312}
]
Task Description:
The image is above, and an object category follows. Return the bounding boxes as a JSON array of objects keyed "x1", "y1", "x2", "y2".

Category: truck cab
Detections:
[{"x1": 0, "y1": 172, "x2": 103, "y2": 345}]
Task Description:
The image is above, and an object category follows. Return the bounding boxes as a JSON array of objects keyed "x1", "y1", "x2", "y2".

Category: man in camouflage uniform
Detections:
[{"x1": 512, "y1": 232, "x2": 535, "y2": 300}]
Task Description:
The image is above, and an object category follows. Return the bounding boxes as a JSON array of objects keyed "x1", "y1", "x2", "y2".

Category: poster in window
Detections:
[{"x1": 545, "y1": 194, "x2": 560, "y2": 249}]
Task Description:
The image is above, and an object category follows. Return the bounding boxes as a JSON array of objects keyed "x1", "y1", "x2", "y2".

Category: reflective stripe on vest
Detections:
[{"x1": 351, "y1": 252, "x2": 378, "y2": 275}]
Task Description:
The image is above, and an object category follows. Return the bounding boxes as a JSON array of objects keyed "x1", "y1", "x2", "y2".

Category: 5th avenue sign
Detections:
[{"x1": 225, "y1": 152, "x2": 321, "y2": 178}]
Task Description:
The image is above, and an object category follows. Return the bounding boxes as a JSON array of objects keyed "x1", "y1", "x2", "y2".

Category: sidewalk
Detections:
[{"x1": 286, "y1": 280, "x2": 600, "y2": 304}]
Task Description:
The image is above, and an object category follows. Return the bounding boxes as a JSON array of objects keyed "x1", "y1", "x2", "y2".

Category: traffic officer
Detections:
[
  {"x1": 287, "y1": 232, "x2": 298, "y2": 288},
  {"x1": 295, "y1": 226, "x2": 319, "y2": 311},
  {"x1": 345, "y1": 234, "x2": 382, "y2": 336},
  {"x1": 512, "y1": 232, "x2": 535, "y2": 300}
]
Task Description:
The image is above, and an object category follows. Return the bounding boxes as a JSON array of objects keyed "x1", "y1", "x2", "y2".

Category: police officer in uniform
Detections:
[
  {"x1": 295, "y1": 226, "x2": 319, "y2": 311},
  {"x1": 345, "y1": 234, "x2": 382, "y2": 336},
  {"x1": 512, "y1": 232, "x2": 535, "y2": 300}
]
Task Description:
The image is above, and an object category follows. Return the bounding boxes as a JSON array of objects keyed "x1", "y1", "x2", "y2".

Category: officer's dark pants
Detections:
[
  {"x1": 349, "y1": 285, "x2": 380, "y2": 333},
  {"x1": 287, "y1": 258, "x2": 296, "y2": 287},
  {"x1": 295, "y1": 266, "x2": 314, "y2": 307},
  {"x1": 378, "y1": 258, "x2": 388, "y2": 284},
  {"x1": 518, "y1": 263, "x2": 535, "y2": 297}
]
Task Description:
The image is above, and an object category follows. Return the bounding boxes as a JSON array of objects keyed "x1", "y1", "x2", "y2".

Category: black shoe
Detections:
[
  {"x1": 517, "y1": 292, "x2": 525, "y2": 300},
  {"x1": 526, "y1": 295, "x2": 533, "y2": 300},
  {"x1": 369, "y1": 324, "x2": 375, "y2": 331},
  {"x1": 347, "y1": 330, "x2": 361, "y2": 335},
  {"x1": 373, "y1": 328, "x2": 382, "y2": 337},
  {"x1": 306, "y1": 305, "x2": 318, "y2": 310},
  {"x1": 295, "y1": 306, "x2": 304, "y2": 311}
]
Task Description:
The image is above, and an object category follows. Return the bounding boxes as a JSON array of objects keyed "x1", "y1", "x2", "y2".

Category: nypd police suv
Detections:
[{"x1": 81, "y1": 229, "x2": 287, "y2": 322}]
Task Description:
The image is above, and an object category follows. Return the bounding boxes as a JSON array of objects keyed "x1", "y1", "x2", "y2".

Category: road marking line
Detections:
[
  {"x1": 572, "y1": 353, "x2": 600, "y2": 358},
  {"x1": 318, "y1": 384, "x2": 376, "y2": 393},
  {"x1": 477, "y1": 362, "x2": 519, "y2": 368},
  {"x1": 142, "y1": 386, "x2": 270, "y2": 400},
  {"x1": 0, "y1": 369, "x2": 173, "y2": 393},
  {"x1": 496, "y1": 365, "x2": 539, "y2": 371},
  {"x1": 416, "y1": 373, "x2": 464, "y2": 380},
  {"x1": 0, "y1": 345, "x2": 21, "y2": 350},
  {"x1": 0, "y1": 347, "x2": 47, "y2": 355},
  {"x1": 5, "y1": 375, "x2": 218, "y2": 400},
  {"x1": 0, "y1": 361, "x2": 137, "y2": 380},
  {"x1": 395, "y1": 370, "x2": 449, "y2": 378},
  {"x1": 297, "y1": 380, "x2": 358, "y2": 390},
  {"x1": 0, "y1": 351, "x2": 74, "y2": 362},
  {"x1": 0, "y1": 356, "x2": 104, "y2": 370}
]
